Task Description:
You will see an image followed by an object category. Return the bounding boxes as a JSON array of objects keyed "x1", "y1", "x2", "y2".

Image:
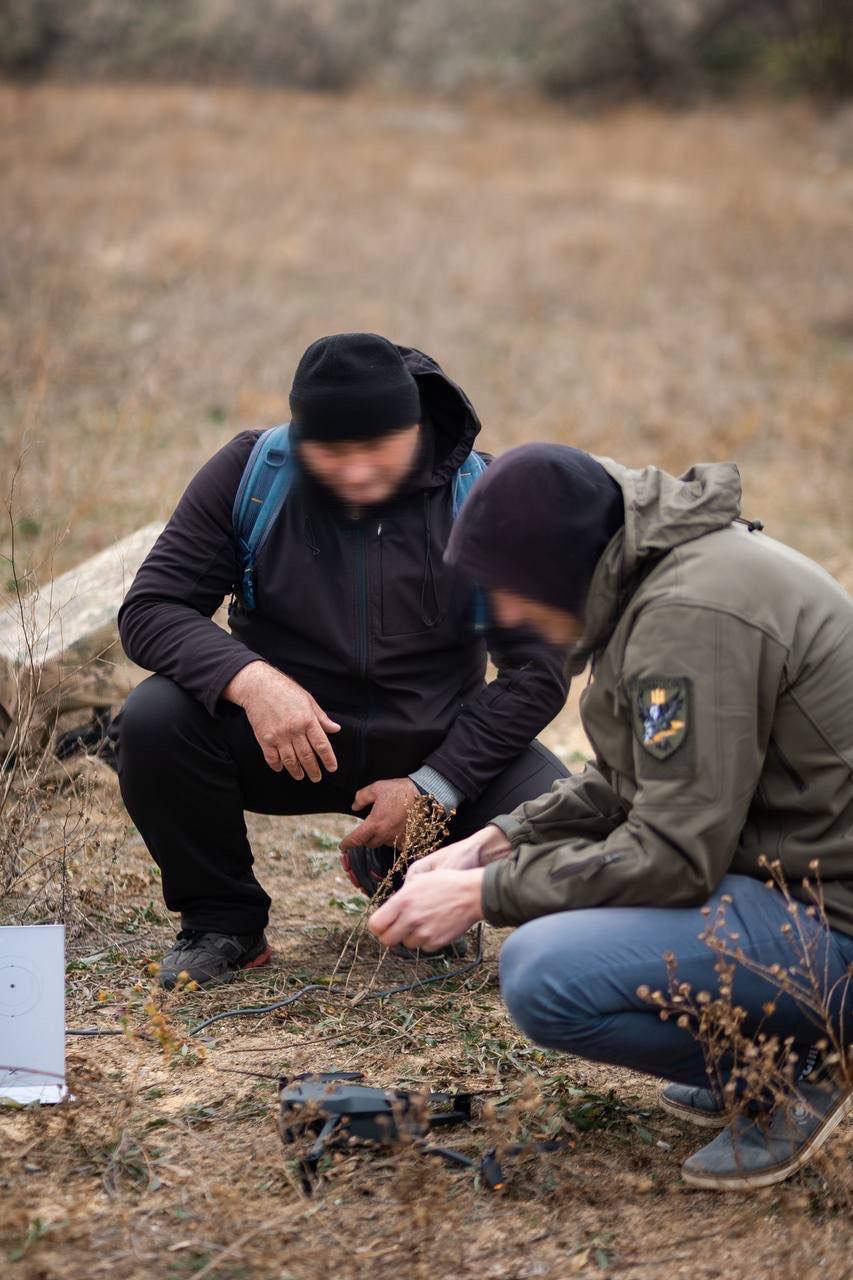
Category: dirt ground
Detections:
[
  {"x1": 1, "y1": 83, "x2": 852, "y2": 1279},
  {"x1": 3, "y1": 800, "x2": 853, "y2": 1280}
]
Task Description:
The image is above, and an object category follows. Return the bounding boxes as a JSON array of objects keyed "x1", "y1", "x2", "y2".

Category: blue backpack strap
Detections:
[
  {"x1": 451, "y1": 448, "x2": 488, "y2": 517},
  {"x1": 452, "y1": 450, "x2": 489, "y2": 632},
  {"x1": 232, "y1": 423, "x2": 295, "y2": 610}
]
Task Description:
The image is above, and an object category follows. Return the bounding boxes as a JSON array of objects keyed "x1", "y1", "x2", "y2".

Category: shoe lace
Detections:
[{"x1": 173, "y1": 929, "x2": 208, "y2": 952}]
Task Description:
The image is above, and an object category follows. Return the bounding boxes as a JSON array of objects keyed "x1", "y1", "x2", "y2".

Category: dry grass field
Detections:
[{"x1": 1, "y1": 83, "x2": 853, "y2": 1280}]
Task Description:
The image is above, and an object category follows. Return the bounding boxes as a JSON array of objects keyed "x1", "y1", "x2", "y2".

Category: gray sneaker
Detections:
[
  {"x1": 158, "y1": 929, "x2": 271, "y2": 989},
  {"x1": 660, "y1": 1083, "x2": 727, "y2": 1128},
  {"x1": 681, "y1": 1078, "x2": 853, "y2": 1190}
]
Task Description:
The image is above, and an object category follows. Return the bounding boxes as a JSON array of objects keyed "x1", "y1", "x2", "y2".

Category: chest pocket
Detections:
[{"x1": 378, "y1": 510, "x2": 450, "y2": 638}]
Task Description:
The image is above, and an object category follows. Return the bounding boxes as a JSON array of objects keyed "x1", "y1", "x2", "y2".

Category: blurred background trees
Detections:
[{"x1": 1, "y1": 0, "x2": 851, "y2": 100}]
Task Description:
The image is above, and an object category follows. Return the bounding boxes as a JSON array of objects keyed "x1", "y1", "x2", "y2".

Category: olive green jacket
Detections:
[{"x1": 484, "y1": 459, "x2": 853, "y2": 937}]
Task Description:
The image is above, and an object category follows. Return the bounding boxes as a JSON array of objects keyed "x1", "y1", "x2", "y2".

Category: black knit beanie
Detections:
[
  {"x1": 289, "y1": 333, "x2": 421, "y2": 442},
  {"x1": 445, "y1": 443, "x2": 625, "y2": 616}
]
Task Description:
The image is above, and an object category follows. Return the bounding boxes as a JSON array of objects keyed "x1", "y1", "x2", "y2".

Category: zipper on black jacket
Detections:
[
  {"x1": 352, "y1": 515, "x2": 370, "y2": 771},
  {"x1": 549, "y1": 851, "x2": 621, "y2": 882},
  {"x1": 767, "y1": 737, "x2": 807, "y2": 794}
]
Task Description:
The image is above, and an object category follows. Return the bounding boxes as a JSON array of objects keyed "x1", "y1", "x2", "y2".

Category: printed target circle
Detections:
[{"x1": 0, "y1": 958, "x2": 43, "y2": 1016}]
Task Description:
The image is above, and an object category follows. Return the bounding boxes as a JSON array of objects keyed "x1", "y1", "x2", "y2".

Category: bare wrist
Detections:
[
  {"x1": 223, "y1": 660, "x2": 270, "y2": 707},
  {"x1": 477, "y1": 824, "x2": 512, "y2": 867},
  {"x1": 467, "y1": 867, "x2": 485, "y2": 917}
]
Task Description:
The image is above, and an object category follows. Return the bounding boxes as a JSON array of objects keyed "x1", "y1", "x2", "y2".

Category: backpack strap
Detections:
[
  {"x1": 232, "y1": 423, "x2": 295, "y2": 610},
  {"x1": 451, "y1": 448, "x2": 488, "y2": 517},
  {"x1": 452, "y1": 450, "x2": 489, "y2": 633}
]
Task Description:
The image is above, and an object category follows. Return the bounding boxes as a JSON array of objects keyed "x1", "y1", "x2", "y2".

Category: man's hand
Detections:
[
  {"x1": 406, "y1": 823, "x2": 511, "y2": 878},
  {"x1": 340, "y1": 777, "x2": 418, "y2": 853},
  {"x1": 368, "y1": 869, "x2": 485, "y2": 951},
  {"x1": 223, "y1": 661, "x2": 340, "y2": 782}
]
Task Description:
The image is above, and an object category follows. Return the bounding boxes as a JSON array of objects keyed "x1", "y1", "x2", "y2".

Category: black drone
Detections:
[{"x1": 277, "y1": 1071, "x2": 566, "y2": 1191}]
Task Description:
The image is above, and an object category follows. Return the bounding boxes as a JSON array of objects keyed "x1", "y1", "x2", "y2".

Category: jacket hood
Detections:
[
  {"x1": 599, "y1": 457, "x2": 743, "y2": 574},
  {"x1": 398, "y1": 345, "x2": 482, "y2": 486},
  {"x1": 573, "y1": 457, "x2": 743, "y2": 667}
]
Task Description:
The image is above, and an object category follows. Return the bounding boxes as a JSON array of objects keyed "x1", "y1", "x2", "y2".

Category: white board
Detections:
[{"x1": 0, "y1": 924, "x2": 67, "y2": 1105}]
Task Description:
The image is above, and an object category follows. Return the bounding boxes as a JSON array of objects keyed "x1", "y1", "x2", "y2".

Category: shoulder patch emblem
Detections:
[{"x1": 631, "y1": 676, "x2": 690, "y2": 760}]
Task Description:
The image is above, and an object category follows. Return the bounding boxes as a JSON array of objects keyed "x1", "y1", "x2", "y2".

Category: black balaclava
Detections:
[
  {"x1": 290, "y1": 332, "x2": 421, "y2": 442},
  {"x1": 445, "y1": 443, "x2": 625, "y2": 616}
]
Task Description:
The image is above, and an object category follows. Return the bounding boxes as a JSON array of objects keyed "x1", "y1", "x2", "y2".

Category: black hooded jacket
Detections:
[{"x1": 117, "y1": 347, "x2": 568, "y2": 800}]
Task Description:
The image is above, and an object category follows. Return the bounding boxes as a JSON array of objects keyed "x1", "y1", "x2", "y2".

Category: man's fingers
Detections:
[
  {"x1": 371, "y1": 888, "x2": 426, "y2": 949},
  {"x1": 291, "y1": 734, "x2": 323, "y2": 783},
  {"x1": 306, "y1": 723, "x2": 338, "y2": 774},
  {"x1": 354, "y1": 816, "x2": 386, "y2": 849},
  {"x1": 258, "y1": 732, "x2": 285, "y2": 772},
  {"x1": 372, "y1": 908, "x2": 412, "y2": 949},
  {"x1": 368, "y1": 893, "x2": 402, "y2": 941},
  {"x1": 278, "y1": 745, "x2": 305, "y2": 781},
  {"x1": 340, "y1": 824, "x2": 368, "y2": 853},
  {"x1": 340, "y1": 811, "x2": 385, "y2": 851},
  {"x1": 315, "y1": 706, "x2": 342, "y2": 734},
  {"x1": 406, "y1": 854, "x2": 436, "y2": 879},
  {"x1": 352, "y1": 785, "x2": 375, "y2": 812}
]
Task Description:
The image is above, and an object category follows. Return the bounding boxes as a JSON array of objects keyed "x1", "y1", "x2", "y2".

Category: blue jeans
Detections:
[{"x1": 499, "y1": 874, "x2": 853, "y2": 1088}]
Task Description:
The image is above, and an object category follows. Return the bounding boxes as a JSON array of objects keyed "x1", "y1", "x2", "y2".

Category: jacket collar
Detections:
[{"x1": 566, "y1": 457, "x2": 743, "y2": 672}]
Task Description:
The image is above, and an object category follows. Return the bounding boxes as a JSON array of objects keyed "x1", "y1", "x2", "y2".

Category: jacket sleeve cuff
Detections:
[
  {"x1": 489, "y1": 812, "x2": 533, "y2": 849},
  {"x1": 408, "y1": 766, "x2": 465, "y2": 814},
  {"x1": 204, "y1": 651, "x2": 266, "y2": 717},
  {"x1": 419, "y1": 748, "x2": 475, "y2": 802},
  {"x1": 481, "y1": 859, "x2": 517, "y2": 927}
]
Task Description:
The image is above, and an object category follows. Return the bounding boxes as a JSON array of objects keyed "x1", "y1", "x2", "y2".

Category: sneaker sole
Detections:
[
  {"x1": 659, "y1": 1093, "x2": 728, "y2": 1129},
  {"x1": 681, "y1": 1087, "x2": 853, "y2": 1191},
  {"x1": 243, "y1": 943, "x2": 273, "y2": 970}
]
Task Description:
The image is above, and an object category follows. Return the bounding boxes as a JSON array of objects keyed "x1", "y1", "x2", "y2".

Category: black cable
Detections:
[
  {"x1": 65, "y1": 924, "x2": 485, "y2": 1040},
  {"x1": 187, "y1": 924, "x2": 485, "y2": 1036}
]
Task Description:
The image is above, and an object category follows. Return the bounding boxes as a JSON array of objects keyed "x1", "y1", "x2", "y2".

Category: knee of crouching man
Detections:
[
  {"x1": 117, "y1": 674, "x2": 194, "y2": 760},
  {"x1": 498, "y1": 925, "x2": 561, "y2": 1046},
  {"x1": 499, "y1": 919, "x2": 599, "y2": 1052}
]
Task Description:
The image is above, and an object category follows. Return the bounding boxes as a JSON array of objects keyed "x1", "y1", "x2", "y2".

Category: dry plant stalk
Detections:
[
  {"x1": 358, "y1": 793, "x2": 455, "y2": 907},
  {"x1": 331, "y1": 795, "x2": 453, "y2": 988},
  {"x1": 639, "y1": 857, "x2": 852, "y2": 1199},
  {"x1": 1, "y1": 459, "x2": 93, "y2": 926},
  {"x1": 400, "y1": 792, "x2": 453, "y2": 866},
  {"x1": 92, "y1": 964, "x2": 203, "y2": 1061},
  {"x1": 137, "y1": 972, "x2": 201, "y2": 1060},
  {"x1": 368, "y1": 794, "x2": 449, "y2": 911}
]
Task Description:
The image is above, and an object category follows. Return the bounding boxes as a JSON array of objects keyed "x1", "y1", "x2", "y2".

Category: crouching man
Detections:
[
  {"x1": 369, "y1": 443, "x2": 853, "y2": 1191},
  {"x1": 116, "y1": 336, "x2": 569, "y2": 988}
]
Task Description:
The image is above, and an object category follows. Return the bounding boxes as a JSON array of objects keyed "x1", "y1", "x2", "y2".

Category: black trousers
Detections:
[{"x1": 116, "y1": 674, "x2": 569, "y2": 933}]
